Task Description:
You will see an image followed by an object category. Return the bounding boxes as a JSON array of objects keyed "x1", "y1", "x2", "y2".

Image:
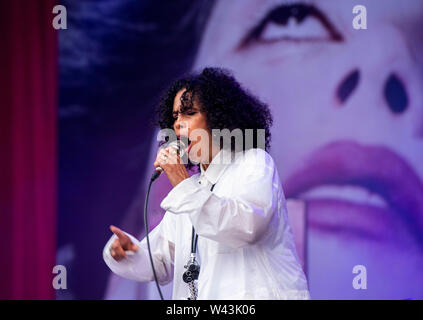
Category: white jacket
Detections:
[{"x1": 103, "y1": 148, "x2": 310, "y2": 300}]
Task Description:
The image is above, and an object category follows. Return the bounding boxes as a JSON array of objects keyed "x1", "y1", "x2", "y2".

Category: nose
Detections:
[
  {"x1": 173, "y1": 117, "x2": 187, "y2": 136},
  {"x1": 174, "y1": 116, "x2": 181, "y2": 133},
  {"x1": 336, "y1": 70, "x2": 409, "y2": 115},
  {"x1": 334, "y1": 26, "x2": 423, "y2": 134}
]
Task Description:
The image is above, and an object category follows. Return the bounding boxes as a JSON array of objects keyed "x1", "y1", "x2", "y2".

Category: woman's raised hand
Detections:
[{"x1": 109, "y1": 225, "x2": 139, "y2": 261}]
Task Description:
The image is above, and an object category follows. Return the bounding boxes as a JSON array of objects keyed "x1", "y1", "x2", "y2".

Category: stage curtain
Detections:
[{"x1": 0, "y1": 0, "x2": 58, "y2": 299}]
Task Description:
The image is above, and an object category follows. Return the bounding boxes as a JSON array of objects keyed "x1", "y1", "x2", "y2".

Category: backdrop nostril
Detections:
[
  {"x1": 336, "y1": 69, "x2": 360, "y2": 105},
  {"x1": 384, "y1": 74, "x2": 408, "y2": 114}
]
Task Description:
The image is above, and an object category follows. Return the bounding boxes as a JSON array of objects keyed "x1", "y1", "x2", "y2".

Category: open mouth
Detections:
[{"x1": 284, "y1": 140, "x2": 423, "y2": 245}]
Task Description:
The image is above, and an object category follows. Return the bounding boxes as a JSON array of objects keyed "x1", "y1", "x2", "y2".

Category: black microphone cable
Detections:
[
  {"x1": 144, "y1": 173, "x2": 164, "y2": 300},
  {"x1": 144, "y1": 140, "x2": 186, "y2": 300}
]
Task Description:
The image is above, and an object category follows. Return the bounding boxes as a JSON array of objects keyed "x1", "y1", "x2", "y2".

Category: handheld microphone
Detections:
[{"x1": 151, "y1": 140, "x2": 187, "y2": 182}]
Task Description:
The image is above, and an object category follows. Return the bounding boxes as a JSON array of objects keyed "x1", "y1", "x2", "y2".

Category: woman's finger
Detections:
[
  {"x1": 157, "y1": 149, "x2": 172, "y2": 166},
  {"x1": 166, "y1": 146, "x2": 177, "y2": 156},
  {"x1": 110, "y1": 225, "x2": 130, "y2": 246},
  {"x1": 110, "y1": 248, "x2": 123, "y2": 261},
  {"x1": 162, "y1": 148, "x2": 181, "y2": 165},
  {"x1": 111, "y1": 239, "x2": 121, "y2": 251},
  {"x1": 114, "y1": 245, "x2": 127, "y2": 260}
]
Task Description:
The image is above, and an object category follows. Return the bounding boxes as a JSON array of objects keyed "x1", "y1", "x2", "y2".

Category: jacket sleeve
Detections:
[
  {"x1": 160, "y1": 149, "x2": 281, "y2": 249},
  {"x1": 103, "y1": 212, "x2": 175, "y2": 285}
]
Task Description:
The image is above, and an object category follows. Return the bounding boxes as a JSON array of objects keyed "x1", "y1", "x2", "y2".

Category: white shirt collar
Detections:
[{"x1": 200, "y1": 148, "x2": 233, "y2": 185}]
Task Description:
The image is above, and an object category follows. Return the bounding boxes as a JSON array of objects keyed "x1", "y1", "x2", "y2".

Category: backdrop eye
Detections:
[{"x1": 238, "y1": 3, "x2": 343, "y2": 49}]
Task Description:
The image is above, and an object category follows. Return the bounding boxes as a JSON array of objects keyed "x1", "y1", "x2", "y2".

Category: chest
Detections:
[{"x1": 173, "y1": 212, "x2": 239, "y2": 265}]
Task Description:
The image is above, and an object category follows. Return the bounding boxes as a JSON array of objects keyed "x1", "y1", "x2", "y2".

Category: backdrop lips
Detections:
[{"x1": 284, "y1": 140, "x2": 423, "y2": 245}]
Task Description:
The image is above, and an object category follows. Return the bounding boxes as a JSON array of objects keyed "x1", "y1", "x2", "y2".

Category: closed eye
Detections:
[
  {"x1": 172, "y1": 111, "x2": 197, "y2": 121},
  {"x1": 237, "y1": 2, "x2": 343, "y2": 50}
]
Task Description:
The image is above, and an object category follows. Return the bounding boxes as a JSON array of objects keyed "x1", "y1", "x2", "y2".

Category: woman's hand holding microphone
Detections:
[{"x1": 153, "y1": 145, "x2": 189, "y2": 187}]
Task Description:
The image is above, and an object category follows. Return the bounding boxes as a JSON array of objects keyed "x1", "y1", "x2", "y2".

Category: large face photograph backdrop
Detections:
[{"x1": 59, "y1": 0, "x2": 423, "y2": 299}]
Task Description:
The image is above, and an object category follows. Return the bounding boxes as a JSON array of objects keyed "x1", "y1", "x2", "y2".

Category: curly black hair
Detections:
[{"x1": 156, "y1": 67, "x2": 273, "y2": 153}]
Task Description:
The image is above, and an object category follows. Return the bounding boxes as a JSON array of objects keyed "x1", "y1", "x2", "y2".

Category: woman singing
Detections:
[{"x1": 103, "y1": 67, "x2": 310, "y2": 300}]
